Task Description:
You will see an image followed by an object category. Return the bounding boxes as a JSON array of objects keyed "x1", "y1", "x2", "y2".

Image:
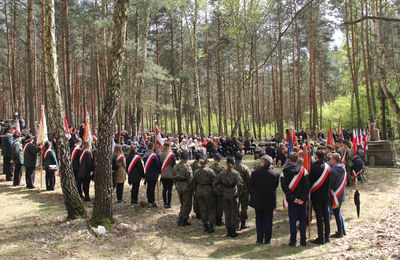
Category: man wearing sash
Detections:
[
  {"x1": 173, "y1": 151, "x2": 193, "y2": 226},
  {"x1": 351, "y1": 153, "x2": 365, "y2": 184},
  {"x1": 329, "y1": 153, "x2": 347, "y2": 238},
  {"x1": 42, "y1": 141, "x2": 59, "y2": 191},
  {"x1": 281, "y1": 152, "x2": 309, "y2": 247},
  {"x1": 78, "y1": 141, "x2": 93, "y2": 201},
  {"x1": 23, "y1": 134, "x2": 42, "y2": 189},
  {"x1": 71, "y1": 138, "x2": 82, "y2": 195},
  {"x1": 159, "y1": 143, "x2": 176, "y2": 208},
  {"x1": 143, "y1": 142, "x2": 161, "y2": 207},
  {"x1": 309, "y1": 150, "x2": 331, "y2": 244},
  {"x1": 126, "y1": 145, "x2": 144, "y2": 204}
]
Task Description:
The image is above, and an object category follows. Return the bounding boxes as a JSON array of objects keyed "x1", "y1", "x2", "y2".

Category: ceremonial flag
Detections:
[
  {"x1": 12, "y1": 112, "x2": 21, "y2": 133},
  {"x1": 286, "y1": 129, "x2": 294, "y2": 165},
  {"x1": 83, "y1": 107, "x2": 93, "y2": 143},
  {"x1": 37, "y1": 105, "x2": 48, "y2": 146},
  {"x1": 363, "y1": 129, "x2": 368, "y2": 151},
  {"x1": 359, "y1": 129, "x2": 364, "y2": 148},
  {"x1": 352, "y1": 129, "x2": 358, "y2": 153},
  {"x1": 156, "y1": 125, "x2": 164, "y2": 147},
  {"x1": 304, "y1": 135, "x2": 311, "y2": 173},
  {"x1": 64, "y1": 116, "x2": 70, "y2": 134},
  {"x1": 338, "y1": 119, "x2": 343, "y2": 139},
  {"x1": 327, "y1": 121, "x2": 334, "y2": 146}
]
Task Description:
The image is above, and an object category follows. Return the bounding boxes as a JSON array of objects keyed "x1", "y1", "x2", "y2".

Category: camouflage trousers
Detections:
[
  {"x1": 239, "y1": 192, "x2": 249, "y2": 221},
  {"x1": 197, "y1": 192, "x2": 216, "y2": 225},
  {"x1": 223, "y1": 197, "x2": 239, "y2": 229},
  {"x1": 177, "y1": 189, "x2": 193, "y2": 220}
]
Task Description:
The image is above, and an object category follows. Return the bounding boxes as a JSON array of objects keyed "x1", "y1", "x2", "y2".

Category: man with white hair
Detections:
[{"x1": 249, "y1": 155, "x2": 280, "y2": 244}]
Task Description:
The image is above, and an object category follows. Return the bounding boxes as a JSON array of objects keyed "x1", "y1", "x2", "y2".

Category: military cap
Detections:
[
  {"x1": 181, "y1": 151, "x2": 189, "y2": 160},
  {"x1": 214, "y1": 153, "x2": 222, "y2": 161},
  {"x1": 227, "y1": 157, "x2": 235, "y2": 165},
  {"x1": 234, "y1": 151, "x2": 243, "y2": 160}
]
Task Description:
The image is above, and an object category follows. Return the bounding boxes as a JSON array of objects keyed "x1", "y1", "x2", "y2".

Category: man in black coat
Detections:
[
  {"x1": 250, "y1": 155, "x2": 280, "y2": 244},
  {"x1": 309, "y1": 150, "x2": 331, "y2": 244},
  {"x1": 23, "y1": 135, "x2": 42, "y2": 189},
  {"x1": 71, "y1": 138, "x2": 82, "y2": 196},
  {"x1": 126, "y1": 145, "x2": 145, "y2": 204},
  {"x1": 281, "y1": 152, "x2": 309, "y2": 247},
  {"x1": 2, "y1": 126, "x2": 15, "y2": 181}
]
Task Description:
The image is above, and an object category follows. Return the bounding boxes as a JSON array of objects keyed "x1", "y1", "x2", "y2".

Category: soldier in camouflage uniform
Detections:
[
  {"x1": 209, "y1": 153, "x2": 225, "y2": 226},
  {"x1": 190, "y1": 154, "x2": 202, "y2": 219},
  {"x1": 343, "y1": 141, "x2": 353, "y2": 186},
  {"x1": 215, "y1": 156, "x2": 243, "y2": 237},
  {"x1": 173, "y1": 151, "x2": 193, "y2": 226},
  {"x1": 233, "y1": 152, "x2": 251, "y2": 229},
  {"x1": 193, "y1": 156, "x2": 217, "y2": 233}
]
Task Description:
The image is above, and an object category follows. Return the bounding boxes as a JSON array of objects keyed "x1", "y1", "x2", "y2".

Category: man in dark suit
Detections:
[
  {"x1": 250, "y1": 155, "x2": 280, "y2": 244},
  {"x1": 281, "y1": 152, "x2": 309, "y2": 247},
  {"x1": 309, "y1": 150, "x2": 331, "y2": 244},
  {"x1": 2, "y1": 126, "x2": 16, "y2": 181},
  {"x1": 23, "y1": 135, "x2": 42, "y2": 189}
]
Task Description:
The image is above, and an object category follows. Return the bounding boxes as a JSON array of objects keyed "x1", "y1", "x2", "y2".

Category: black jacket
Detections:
[
  {"x1": 126, "y1": 152, "x2": 145, "y2": 184},
  {"x1": 249, "y1": 166, "x2": 280, "y2": 211},
  {"x1": 281, "y1": 163, "x2": 309, "y2": 203},
  {"x1": 143, "y1": 151, "x2": 161, "y2": 181},
  {"x1": 71, "y1": 146, "x2": 81, "y2": 172},
  {"x1": 78, "y1": 149, "x2": 93, "y2": 179},
  {"x1": 309, "y1": 160, "x2": 331, "y2": 202}
]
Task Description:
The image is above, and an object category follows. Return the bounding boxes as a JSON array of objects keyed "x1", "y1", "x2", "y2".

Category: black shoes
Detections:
[
  {"x1": 131, "y1": 200, "x2": 138, "y2": 204},
  {"x1": 310, "y1": 238, "x2": 324, "y2": 245},
  {"x1": 203, "y1": 223, "x2": 209, "y2": 233},
  {"x1": 208, "y1": 224, "x2": 215, "y2": 234},
  {"x1": 182, "y1": 219, "x2": 191, "y2": 226},
  {"x1": 240, "y1": 220, "x2": 249, "y2": 230},
  {"x1": 289, "y1": 242, "x2": 296, "y2": 247},
  {"x1": 330, "y1": 232, "x2": 343, "y2": 238}
]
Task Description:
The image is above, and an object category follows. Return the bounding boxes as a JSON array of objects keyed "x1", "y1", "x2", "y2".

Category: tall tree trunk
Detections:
[
  {"x1": 91, "y1": 0, "x2": 130, "y2": 226},
  {"x1": 27, "y1": 0, "x2": 35, "y2": 133},
  {"x1": 216, "y1": 0, "x2": 223, "y2": 136},
  {"x1": 43, "y1": 0, "x2": 87, "y2": 220},
  {"x1": 277, "y1": 1, "x2": 284, "y2": 140},
  {"x1": 205, "y1": 1, "x2": 211, "y2": 136},
  {"x1": 62, "y1": 0, "x2": 73, "y2": 123},
  {"x1": 4, "y1": 0, "x2": 14, "y2": 111}
]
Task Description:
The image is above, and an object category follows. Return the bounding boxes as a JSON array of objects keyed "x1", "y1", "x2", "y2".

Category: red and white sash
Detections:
[
  {"x1": 330, "y1": 166, "x2": 347, "y2": 208},
  {"x1": 351, "y1": 165, "x2": 364, "y2": 183},
  {"x1": 71, "y1": 147, "x2": 80, "y2": 163},
  {"x1": 161, "y1": 152, "x2": 174, "y2": 174},
  {"x1": 23, "y1": 143, "x2": 31, "y2": 156},
  {"x1": 117, "y1": 154, "x2": 125, "y2": 163},
  {"x1": 342, "y1": 151, "x2": 346, "y2": 164},
  {"x1": 127, "y1": 155, "x2": 140, "y2": 175},
  {"x1": 144, "y1": 153, "x2": 156, "y2": 173},
  {"x1": 44, "y1": 148, "x2": 52, "y2": 160},
  {"x1": 311, "y1": 163, "x2": 330, "y2": 193},
  {"x1": 283, "y1": 167, "x2": 306, "y2": 209},
  {"x1": 79, "y1": 149, "x2": 89, "y2": 164}
]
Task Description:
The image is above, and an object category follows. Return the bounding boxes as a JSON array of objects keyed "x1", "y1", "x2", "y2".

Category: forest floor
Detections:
[{"x1": 0, "y1": 155, "x2": 400, "y2": 259}]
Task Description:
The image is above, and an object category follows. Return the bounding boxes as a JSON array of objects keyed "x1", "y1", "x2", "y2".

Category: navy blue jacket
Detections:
[
  {"x1": 143, "y1": 151, "x2": 161, "y2": 181},
  {"x1": 330, "y1": 164, "x2": 346, "y2": 204}
]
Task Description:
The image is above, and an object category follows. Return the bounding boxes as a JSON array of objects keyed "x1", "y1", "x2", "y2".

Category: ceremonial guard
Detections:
[
  {"x1": 159, "y1": 143, "x2": 176, "y2": 208},
  {"x1": 126, "y1": 145, "x2": 145, "y2": 204},
  {"x1": 113, "y1": 145, "x2": 126, "y2": 203},
  {"x1": 329, "y1": 153, "x2": 347, "y2": 238},
  {"x1": 173, "y1": 151, "x2": 193, "y2": 226},
  {"x1": 143, "y1": 142, "x2": 161, "y2": 207},
  {"x1": 71, "y1": 138, "x2": 82, "y2": 194},
  {"x1": 216, "y1": 157, "x2": 242, "y2": 237},
  {"x1": 209, "y1": 153, "x2": 225, "y2": 226},
  {"x1": 191, "y1": 154, "x2": 202, "y2": 219},
  {"x1": 233, "y1": 152, "x2": 251, "y2": 229},
  {"x1": 281, "y1": 152, "x2": 309, "y2": 247},
  {"x1": 309, "y1": 150, "x2": 331, "y2": 244},
  {"x1": 42, "y1": 141, "x2": 59, "y2": 191},
  {"x1": 11, "y1": 133, "x2": 24, "y2": 186},
  {"x1": 342, "y1": 141, "x2": 353, "y2": 186},
  {"x1": 23, "y1": 134, "x2": 42, "y2": 189},
  {"x1": 193, "y1": 157, "x2": 217, "y2": 233},
  {"x1": 2, "y1": 126, "x2": 15, "y2": 181},
  {"x1": 78, "y1": 141, "x2": 94, "y2": 201}
]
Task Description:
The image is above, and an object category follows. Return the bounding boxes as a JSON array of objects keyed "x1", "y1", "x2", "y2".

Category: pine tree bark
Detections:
[
  {"x1": 216, "y1": 0, "x2": 223, "y2": 136},
  {"x1": 43, "y1": 0, "x2": 87, "y2": 220},
  {"x1": 27, "y1": 0, "x2": 35, "y2": 133},
  {"x1": 91, "y1": 0, "x2": 130, "y2": 225}
]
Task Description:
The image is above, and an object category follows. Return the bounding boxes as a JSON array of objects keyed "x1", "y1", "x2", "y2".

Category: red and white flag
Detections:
[
  {"x1": 83, "y1": 107, "x2": 93, "y2": 143},
  {"x1": 352, "y1": 129, "x2": 358, "y2": 153},
  {"x1": 363, "y1": 129, "x2": 368, "y2": 151},
  {"x1": 37, "y1": 105, "x2": 48, "y2": 146},
  {"x1": 156, "y1": 125, "x2": 164, "y2": 147},
  {"x1": 359, "y1": 129, "x2": 364, "y2": 148}
]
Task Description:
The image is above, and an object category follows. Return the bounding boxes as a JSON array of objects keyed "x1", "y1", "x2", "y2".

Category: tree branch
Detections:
[{"x1": 344, "y1": 15, "x2": 400, "y2": 25}]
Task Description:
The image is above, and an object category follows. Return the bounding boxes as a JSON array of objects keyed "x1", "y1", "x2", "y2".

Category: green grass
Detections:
[{"x1": 0, "y1": 155, "x2": 399, "y2": 259}]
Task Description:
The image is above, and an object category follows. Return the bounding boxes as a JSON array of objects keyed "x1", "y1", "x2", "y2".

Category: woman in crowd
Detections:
[
  {"x1": 42, "y1": 141, "x2": 59, "y2": 191},
  {"x1": 113, "y1": 144, "x2": 127, "y2": 203},
  {"x1": 159, "y1": 143, "x2": 176, "y2": 208}
]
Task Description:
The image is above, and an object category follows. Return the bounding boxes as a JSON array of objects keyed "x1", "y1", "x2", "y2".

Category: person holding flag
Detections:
[
  {"x1": 126, "y1": 145, "x2": 145, "y2": 204},
  {"x1": 143, "y1": 142, "x2": 161, "y2": 207},
  {"x1": 23, "y1": 134, "x2": 42, "y2": 189},
  {"x1": 329, "y1": 153, "x2": 347, "y2": 238},
  {"x1": 281, "y1": 152, "x2": 309, "y2": 247},
  {"x1": 159, "y1": 142, "x2": 176, "y2": 208},
  {"x1": 309, "y1": 150, "x2": 331, "y2": 244}
]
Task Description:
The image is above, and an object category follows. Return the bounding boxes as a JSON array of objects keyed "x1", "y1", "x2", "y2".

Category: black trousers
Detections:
[
  {"x1": 161, "y1": 178, "x2": 173, "y2": 206},
  {"x1": 313, "y1": 200, "x2": 330, "y2": 240},
  {"x1": 116, "y1": 183, "x2": 124, "y2": 201},
  {"x1": 146, "y1": 180, "x2": 157, "y2": 203},
  {"x1": 131, "y1": 181, "x2": 140, "y2": 203},
  {"x1": 25, "y1": 167, "x2": 36, "y2": 188},
  {"x1": 255, "y1": 209, "x2": 273, "y2": 244},
  {"x1": 288, "y1": 202, "x2": 307, "y2": 244},
  {"x1": 73, "y1": 170, "x2": 79, "y2": 189},
  {"x1": 13, "y1": 164, "x2": 23, "y2": 186},
  {"x1": 78, "y1": 177, "x2": 91, "y2": 199},
  {"x1": 45, "y1": 170, "x2": 56, "y2": 190},
  {"x1": 4, "y1": 156, "x2": 14, "y2": 181}
]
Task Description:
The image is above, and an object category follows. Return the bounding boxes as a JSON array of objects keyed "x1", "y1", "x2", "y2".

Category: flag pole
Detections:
[
  {"x1": 40, "y1": 150, "x2": 43, "y2": 189},
  {"x1": 155, "y1": 120, "x2": 160, "y2": 206}
]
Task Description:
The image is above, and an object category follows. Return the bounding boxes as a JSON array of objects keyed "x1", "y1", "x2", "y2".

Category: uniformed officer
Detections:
[
  {"x1": 193, "y1": 156, "x2": 217, "y2": 233},
  {"x1": 191, "y1": 153, "x2": 202, "y2": 219},
  {"x1": 216, "y1": 157, "x2": 243, "y2": 237},
  {"x1": 233, "y1": 152, "x2": 251, "y2": 229},
  {"x1": 209, "y1": 153, "x2": 225, "y2": 226},
  {"x1": 173, "y1": 151, "x2": 193, "y2": 226},
  {"x1": 23, "y1": 134, "x2": 42, "y2": 189}
]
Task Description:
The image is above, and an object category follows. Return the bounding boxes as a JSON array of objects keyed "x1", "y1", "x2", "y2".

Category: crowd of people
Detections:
[{"x1": 1, "y1": 118, "x2": 367, "y2": 246}]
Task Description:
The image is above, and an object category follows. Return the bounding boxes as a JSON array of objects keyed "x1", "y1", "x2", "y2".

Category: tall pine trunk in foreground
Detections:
[
  {"x1": 43, "y1": 0, "x2": 87, "y2": 219},
  {"x1": 91, "y1": 0, "x2": 130, "y2": 226}
]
